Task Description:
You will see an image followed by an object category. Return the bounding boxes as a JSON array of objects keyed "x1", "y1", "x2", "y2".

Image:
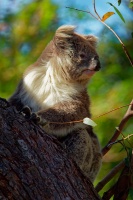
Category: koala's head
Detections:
[{"x1": 37, "y1": 25, "x2": 101, "y2": 84}]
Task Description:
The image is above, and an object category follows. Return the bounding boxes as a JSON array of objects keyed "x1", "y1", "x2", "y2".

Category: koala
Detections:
[{"x1": 9, "y1": 25, "x2": 102, "y2": 182}]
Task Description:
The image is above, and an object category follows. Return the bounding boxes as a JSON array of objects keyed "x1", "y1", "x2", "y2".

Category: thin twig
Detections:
[
  {"x1": 48, "y1": 103, "x2": 132, "y2": 125},
  {"x1": 66, "y1": 6, "x2": 99, "y2": 21},
  {"x1": 107, "y1": 133, "x2": 133, "y2": 148},
  {"x1": 93, "y1": 0, "x2": 133, "y2": 67},
  {"x1": 102, "y1": 100, "x2": 133, "y2": 156},
  {"x1": 92, "y1": 0, "x2": 101, "y2": 20},
  {"x1": 120, "y1": 131, "x2": 133, "y2": 149},
  {"x1": 94, "y1": 104, "x2": 133, "y2": 119},
  {"x1": 66, "y1": 5, "x2": 133, "y2": 67},
  {"x1": 95, "y1": 160, "x2": 125, "y2": 192}
]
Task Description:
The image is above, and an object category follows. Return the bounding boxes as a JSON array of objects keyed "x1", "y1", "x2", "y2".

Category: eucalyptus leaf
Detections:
[
  {"x1": 124, "y1": 148, "x2": 132, "y2": 167},
  {"x1": 118, "y1": 0, "x2": 121, "y2": 6},
  {"x1": 129, "y1": 1, "x2": 133, "y2": 9},
  {"x1": 101, "y1": 12, "x2": 115, "y2": 22},
  {"x1": 107, "y1": 2, "x2": 125, "y2": 23},
  {"x1": 128, "y1": 188, "x2": 133, "y2": 200}
]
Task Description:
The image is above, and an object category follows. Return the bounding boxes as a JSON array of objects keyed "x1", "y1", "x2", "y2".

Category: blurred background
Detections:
[{"x1": 0, "y1": 0, "x2": 133, "y2": 198}]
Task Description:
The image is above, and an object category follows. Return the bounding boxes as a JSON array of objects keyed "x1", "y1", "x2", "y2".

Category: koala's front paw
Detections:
[
  {"x1": 20, "y1": 106, "x2": 40, "y2": 124},
  {"x1": 30, "y1": 112, "x2": 40, "y2": 124}
]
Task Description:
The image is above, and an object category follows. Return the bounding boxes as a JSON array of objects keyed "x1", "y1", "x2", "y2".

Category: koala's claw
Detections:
[
  {"x1": 30, "y1": 113, "x2": 40, "y2": 124},
  {"x1": 20, "y1": 106, "x2": 31, "y2": 118}
]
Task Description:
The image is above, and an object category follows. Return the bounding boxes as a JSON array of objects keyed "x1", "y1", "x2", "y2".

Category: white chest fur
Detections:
[{"x1": 24, "y1": 61, "x2": 82, "y2": 110}]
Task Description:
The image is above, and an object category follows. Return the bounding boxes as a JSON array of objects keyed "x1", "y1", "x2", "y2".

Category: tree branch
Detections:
[
  {"x1": 66, "y1": 2, "x2": 133, "y2": 67},
  {"x1": 102, "y1": 152, "x2": 133, "y2": 200},
  {"x1": 95, "y1": 160, "x2": 125, "y2": 192},
  {"x1": 92, "y1": 0, "x2": 133, "y2": 67},
  {"x1": 102, "y1": 100, "x2": 133, "y2": 156},
  {"x1": 0, "y1": 98, "x2": 101, "y2": 200}
]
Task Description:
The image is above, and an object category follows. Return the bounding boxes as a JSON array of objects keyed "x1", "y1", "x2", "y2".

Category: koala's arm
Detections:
[{"x1": 37, "y1": 101, "x2": 89, "y2": 136}]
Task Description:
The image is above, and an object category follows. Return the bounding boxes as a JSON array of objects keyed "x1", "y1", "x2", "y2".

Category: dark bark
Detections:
[{"x1": 0, "y1": 98, "x2": 100, "y2": 200}]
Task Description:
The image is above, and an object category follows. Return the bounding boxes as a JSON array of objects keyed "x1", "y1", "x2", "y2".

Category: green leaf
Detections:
[
  {"x1": 118, "y1": 0, "x2": 121, "y2": 6},
  {"x1": 124, "y1": 148, "x2": 132, "y2": 167},
  {"x1": 107, "y1": 2, "x2": 125, "y2": 23},
  {"x1": 131, "y1": 32, "x2": 133, "y2": 38},
  {"x1": 128, "y1": 147, "x2": 132, "y2": 158},
  {"x1": 128, "y1": 188, "x2": 133, "y2": 199},
  {"x1": 129, "y1": 1, "x2": 133, "y2": 9}
]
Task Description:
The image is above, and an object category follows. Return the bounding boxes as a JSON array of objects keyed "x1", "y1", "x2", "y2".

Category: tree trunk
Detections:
[{"x1": 0, "y1": 98, "x2": 100, "y2": 200}]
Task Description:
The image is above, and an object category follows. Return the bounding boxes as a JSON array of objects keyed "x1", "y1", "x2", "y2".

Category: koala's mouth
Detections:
[
  {"x1": 82, "y1": 63, "x2": 101, "y2": 75},
  {"x1": 80, "y1": 57, "x2": 101, "y2": 77},
  {"x1": 82, "y1": 69, "x2": 96, "y2": 76}
]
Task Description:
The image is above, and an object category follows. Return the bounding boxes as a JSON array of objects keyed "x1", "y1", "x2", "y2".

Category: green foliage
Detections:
[
  {"x1": 125, "y1": 148, "x2": 132, "y2": 167},
  {"x1": 128, "y1": 188, "x2": 133, "y2": 200},
  {"x1": 129, "y1": 1, "x2": 133, "y2": 9},
  {"x1": 92, "y1": 31, "x2": 133, "y2": 198},
  {"x1": 0, "y1": 0, "x2": 58, "y2": 98},
  {"x1": 118, "y1": 0, "x2": 121, "y2": 6},
  {"x1": 107, "y1": 2, "x2": 125, "y2": 23}
]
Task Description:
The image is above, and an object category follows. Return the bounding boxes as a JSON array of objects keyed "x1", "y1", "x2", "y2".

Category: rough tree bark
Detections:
[{"x1": 0, "y1": 98, "x2": 100, "y2": 200}]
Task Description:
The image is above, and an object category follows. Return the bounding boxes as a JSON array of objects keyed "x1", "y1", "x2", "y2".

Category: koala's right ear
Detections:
[{"x1": 54, "y1": 25, "x2": 76, "y2": 49}]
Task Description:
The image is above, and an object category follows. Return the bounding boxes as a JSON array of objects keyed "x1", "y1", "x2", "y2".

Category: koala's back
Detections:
[{"x1": 59, "y1": 127, "x2": 102, "y2": 182}]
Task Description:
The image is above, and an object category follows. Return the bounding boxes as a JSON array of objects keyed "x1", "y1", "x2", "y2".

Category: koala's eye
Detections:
[
  {"x1": 60, "y1": 45, "x2": 65, "y2": 49},
  {"x1": 79, "y1": 53, "x2": 86, "y2": 59}
]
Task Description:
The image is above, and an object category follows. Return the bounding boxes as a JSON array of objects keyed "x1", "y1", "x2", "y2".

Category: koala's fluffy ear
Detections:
[
  {"x1": 54, "y1": 25, "x2": 76, "y2": 49},
  {"x1": 85, "y1": 35, "x2": 98, "y2": 47},
  {"x1": 56, "y1": 25, "x2": 76, "y2": 38}
]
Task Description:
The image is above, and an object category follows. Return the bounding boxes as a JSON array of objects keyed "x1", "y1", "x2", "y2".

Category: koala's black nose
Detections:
[
  {"x1": 93, "y1": 56, "x2": 101, "y2": 71},
  {"x1": 96, "y1": 60, "x2": 101, "y2": 71}
]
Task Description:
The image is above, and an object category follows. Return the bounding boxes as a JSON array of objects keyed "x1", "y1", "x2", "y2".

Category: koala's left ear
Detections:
[
  {"x1": 54, "y1": 25, "x2": 76, "y2": 49},
  {"x1": 85, "y1": 35, "x2": 98, "y2": 47}
]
